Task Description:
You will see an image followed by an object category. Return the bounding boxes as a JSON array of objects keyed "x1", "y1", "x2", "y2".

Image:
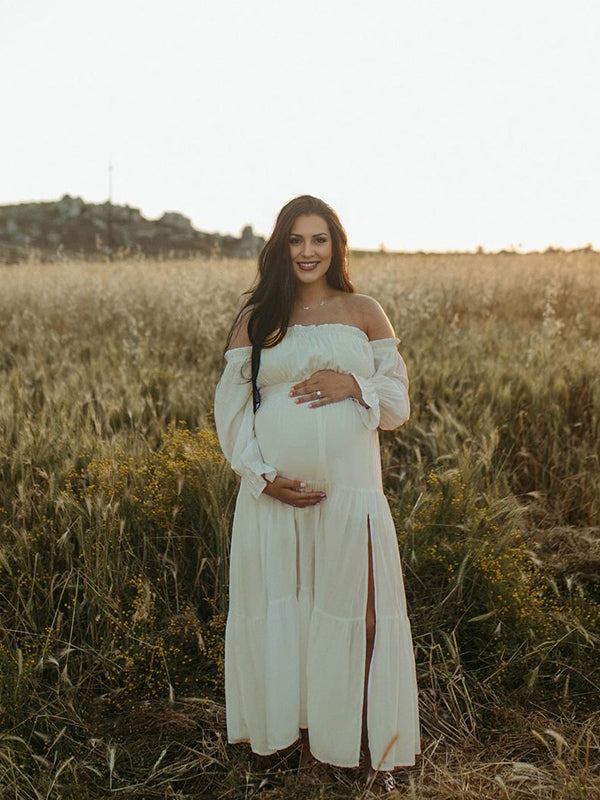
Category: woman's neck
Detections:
[{"x1": 294, "y1": 279, "x2": 335, "y2": 308}]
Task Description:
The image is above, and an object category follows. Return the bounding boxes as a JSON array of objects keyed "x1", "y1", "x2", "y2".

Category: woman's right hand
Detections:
[{"x1": 262, "y1": 475, "x2": 326, "y2": 507}]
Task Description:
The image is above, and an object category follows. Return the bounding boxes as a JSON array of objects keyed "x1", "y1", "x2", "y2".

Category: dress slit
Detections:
[{"x1": 362, "y1": 513, "x2": 376, "y2": 765}]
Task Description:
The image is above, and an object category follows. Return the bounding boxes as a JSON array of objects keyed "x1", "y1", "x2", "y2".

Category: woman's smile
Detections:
[{"x1": 298, "y1": 260, "x2": 320, "y2": 271}]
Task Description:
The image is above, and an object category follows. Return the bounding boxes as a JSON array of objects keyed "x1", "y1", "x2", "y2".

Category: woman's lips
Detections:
[{"x1": 298, "y1": 261, "x2": 319, "y2": 271}]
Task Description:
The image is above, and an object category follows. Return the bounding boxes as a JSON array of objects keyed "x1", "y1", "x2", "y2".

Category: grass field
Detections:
[{"x1": 0, "y1": 250, "x2": 599, "y2": 799}]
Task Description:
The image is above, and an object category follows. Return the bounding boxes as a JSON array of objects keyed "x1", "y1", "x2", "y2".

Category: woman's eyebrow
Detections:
[{"x1": 290, "y1": 232, "x2": 329, "y2": 237}]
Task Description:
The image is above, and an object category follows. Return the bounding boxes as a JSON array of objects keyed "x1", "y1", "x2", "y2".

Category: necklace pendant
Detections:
[{"x1": 301, "y1": 298, "x2": 327, "y2": 311}]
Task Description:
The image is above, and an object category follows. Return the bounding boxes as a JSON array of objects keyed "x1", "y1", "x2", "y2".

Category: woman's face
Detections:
[{"x1": 289, "y1": 214, "x2": 332, "y2": 286}]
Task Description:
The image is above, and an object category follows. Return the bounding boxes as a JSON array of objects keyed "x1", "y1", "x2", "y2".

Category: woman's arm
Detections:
[
  {"x1": 214, "y1": 347, "x2": 278, "y2": 499},
  {"x1": 288, "y1": 295, "x2": 409, "y2": 429},
  {"x1": 351, "y1": 294, "x2": 410, "y2": 430}
]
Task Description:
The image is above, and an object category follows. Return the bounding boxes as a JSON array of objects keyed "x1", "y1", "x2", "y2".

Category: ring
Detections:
[{"x1": 316, "y1": 389, "x2": 322, "y2": 398}]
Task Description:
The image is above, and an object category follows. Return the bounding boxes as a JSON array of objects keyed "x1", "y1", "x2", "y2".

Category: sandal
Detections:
[{"x1": 364, "y1": 768, "x2": 400, "y2": 797}]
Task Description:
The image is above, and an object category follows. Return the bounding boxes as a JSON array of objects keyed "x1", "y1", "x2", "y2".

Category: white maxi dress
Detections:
[{"x1": 214, "y1": 322, "x2": 421, "y2": 770}]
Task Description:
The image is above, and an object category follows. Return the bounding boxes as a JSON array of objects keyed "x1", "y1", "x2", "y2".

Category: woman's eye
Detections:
[
  {"x1": 289, "y1": 238, "x2": 301, "y2": 245},
  {"x1": 315, "y1": 237, "x2": 326, "y2": 244}
]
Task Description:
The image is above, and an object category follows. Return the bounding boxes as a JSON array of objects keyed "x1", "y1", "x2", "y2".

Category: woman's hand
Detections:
[
  {"x1": 262, "y1": 475, "x2": 327, "y2": 507},
  {"x1": 289, "y1": 369, "x2": 364, "y2": 408}
]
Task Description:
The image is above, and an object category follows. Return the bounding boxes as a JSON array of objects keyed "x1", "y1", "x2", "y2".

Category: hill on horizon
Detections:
[{"x1": 0, "y1": 194, "x2": 265, "y2": 264}]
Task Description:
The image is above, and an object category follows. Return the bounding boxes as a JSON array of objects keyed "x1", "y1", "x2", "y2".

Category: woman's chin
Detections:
[{"x1": 293, "y1": 266, "x2": 330, "y2": 284}]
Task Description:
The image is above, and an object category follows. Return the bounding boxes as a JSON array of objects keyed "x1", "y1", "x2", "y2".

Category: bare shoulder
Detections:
[
  {"x1": 345, "y1": 293, "x2": 396, "y2": 340},
  {"x1": 228, "y1": 306, "x2": 253, "y2": 349}
]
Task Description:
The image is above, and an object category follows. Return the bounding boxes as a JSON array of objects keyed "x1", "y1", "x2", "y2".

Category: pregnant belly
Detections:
[{"x1": 254, "y1": 381, "x2": 371, "y2": 484}]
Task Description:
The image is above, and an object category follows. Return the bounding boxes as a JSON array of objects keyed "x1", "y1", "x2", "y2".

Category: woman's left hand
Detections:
[{"x1": 289, "y1": 369, "x2": 362, "y2": 408}]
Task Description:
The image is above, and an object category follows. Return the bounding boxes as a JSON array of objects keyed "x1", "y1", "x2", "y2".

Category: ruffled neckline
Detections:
[
  {"x1": 224, "y1": 322, "x2": 399, "y2": 358},
  {"x1": 287, "y1": 322, "x2": 369, "y2": 341}
]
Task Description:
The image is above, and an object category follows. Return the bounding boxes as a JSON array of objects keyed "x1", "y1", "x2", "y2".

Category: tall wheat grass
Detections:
[{"x1": 0, "y1": 251, "x2": 599, "y2": 799}]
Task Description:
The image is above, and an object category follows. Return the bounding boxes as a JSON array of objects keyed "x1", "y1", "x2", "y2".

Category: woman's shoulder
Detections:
[
  {"x1": 342, "y1": 293, "x2": 396, "y2": 340},
  {"x1": 228, "y1": 306, "x2": 254, "y2": 349}
]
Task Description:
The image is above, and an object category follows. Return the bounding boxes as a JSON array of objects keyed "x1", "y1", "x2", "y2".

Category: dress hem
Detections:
[{"x1": 227, "y1": 734, "x2": 421, "y2": 770}]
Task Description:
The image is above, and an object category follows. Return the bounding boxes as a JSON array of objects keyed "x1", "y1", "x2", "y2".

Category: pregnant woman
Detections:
[{"x1": 214, "y1": 195, "x2": 421, "y2": 795}]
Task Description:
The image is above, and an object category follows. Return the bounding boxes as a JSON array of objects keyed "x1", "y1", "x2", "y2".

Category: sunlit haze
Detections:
[{"x1": 1, "y1": 0, "x2": 599, "y2": 251}]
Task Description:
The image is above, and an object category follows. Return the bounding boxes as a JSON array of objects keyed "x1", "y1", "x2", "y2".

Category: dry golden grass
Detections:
[{"x1": 0, "y1": 250, "x2": 599, "y2": 798}]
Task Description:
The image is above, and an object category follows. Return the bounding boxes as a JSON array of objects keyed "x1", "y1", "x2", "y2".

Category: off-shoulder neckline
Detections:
[
  {"x1": 224, "y1": 322, "x2": 399, "y2": 356},
  {"x1": 288, "y1": 322, "x2": 369, "y2": 340}
]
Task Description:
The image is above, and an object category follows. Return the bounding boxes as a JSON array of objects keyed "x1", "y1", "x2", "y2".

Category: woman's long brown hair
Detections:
[{"x1": 224, "y1": 195, "x2": 354, "y2": 411}]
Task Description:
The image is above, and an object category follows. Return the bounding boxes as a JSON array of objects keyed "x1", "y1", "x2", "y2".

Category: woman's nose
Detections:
[{"x1": 301, "y1": 242, "x2": 315, "y2": 257}]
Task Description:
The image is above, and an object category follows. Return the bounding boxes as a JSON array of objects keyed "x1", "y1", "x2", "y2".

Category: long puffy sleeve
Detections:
[
  {"x1": 349, "y1": 337, "x2": 410, "y2": 431},
  {"x1": 214, "y1": 346, "x2": 278, "y2": 499}
]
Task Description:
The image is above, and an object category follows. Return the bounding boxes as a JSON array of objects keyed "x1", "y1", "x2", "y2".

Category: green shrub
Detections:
[{"x1": 402, "y1": 469, "x2": 600, "y2": 706}]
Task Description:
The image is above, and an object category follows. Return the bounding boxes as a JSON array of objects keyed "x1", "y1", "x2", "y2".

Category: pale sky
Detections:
[{"x1": 1, "y1": 0, "x2": 599, "y2": 251}]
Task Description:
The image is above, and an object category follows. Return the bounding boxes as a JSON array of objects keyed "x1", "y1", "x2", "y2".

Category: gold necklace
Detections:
[{"x1": 299, "y1": 296, "x2": 334, "y2": 311}]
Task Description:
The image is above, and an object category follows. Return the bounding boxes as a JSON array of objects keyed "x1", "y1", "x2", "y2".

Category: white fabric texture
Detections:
[
  {"x1": 213, "y1": 323, "x2": 421, "y2": 770},
  {"x1": 214, "y1": 348, "x2": 278, "y2": 499}
]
